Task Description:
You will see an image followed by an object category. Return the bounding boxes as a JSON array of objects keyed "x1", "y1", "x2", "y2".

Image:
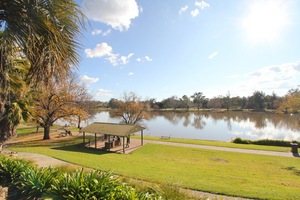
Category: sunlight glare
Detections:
[{"x1": 242, "y1": 1, "x2": 289, "y2": 44}]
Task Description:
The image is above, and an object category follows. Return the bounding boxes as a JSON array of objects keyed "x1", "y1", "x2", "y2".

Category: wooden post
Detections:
[
  {"x1": 95, "y1": 133, "x2": 97, "y2": 149},
  {"x1": 83, "y1": 132, "x2": 85, "y2": 145},
  {"x1": 108, "y1": 135, "x2": 111, "y2": 151},
  {"x1": 123, "y1": 136, "x2": 125, "y2": 153},
  {"x1": 141, "y1": 130, "x2": 144, "y2": 145}
]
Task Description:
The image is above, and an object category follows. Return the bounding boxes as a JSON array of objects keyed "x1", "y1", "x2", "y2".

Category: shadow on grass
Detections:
[
  {"x1": 284, "y1": 166, "x2": 300, "y2": 176},
  {"x1": 52, "y1": 143, "x2": 112, "y2": 156}
]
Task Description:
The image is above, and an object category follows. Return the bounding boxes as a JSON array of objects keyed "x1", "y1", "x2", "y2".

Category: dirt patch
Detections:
[
  {"x1": 0, "y1": 186, "x2": 8, "y2": 200},
  {"x1": 211, "y1": 158, "x2": 228, "y2": 162}
]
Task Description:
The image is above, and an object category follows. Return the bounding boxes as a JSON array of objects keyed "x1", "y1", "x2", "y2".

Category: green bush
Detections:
[
  {"x1": 232, "y1": 137, "x2": 250, "y2": 144},
  {"x1": 17, "y1": 167, "x2": 60, "y2": 199},
  {"x1": 50, "y1": 169, "x2": 160, "y2": 200},
  {"x1": 0, "y1": 156, "x2": 34, "y2": 186}
]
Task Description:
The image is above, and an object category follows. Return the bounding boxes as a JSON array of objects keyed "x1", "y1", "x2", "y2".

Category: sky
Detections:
[{"x1": 76, "y1": 0, "x2": 300, "y2": 102}]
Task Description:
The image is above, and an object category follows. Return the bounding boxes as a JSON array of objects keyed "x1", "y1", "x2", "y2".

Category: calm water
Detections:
[{"x1": 84, "y1": 111, "x2": 300, "y2": 142}]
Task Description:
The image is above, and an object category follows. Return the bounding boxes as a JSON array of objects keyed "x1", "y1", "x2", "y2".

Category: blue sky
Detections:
[{"x1": 77, "y1": 0, "x2": 300, "y2": 102}]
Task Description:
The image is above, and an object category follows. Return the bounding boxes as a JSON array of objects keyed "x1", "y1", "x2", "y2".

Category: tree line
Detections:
[{"x1": 108, "y1": 89, "x2": 300, "y2": 113}]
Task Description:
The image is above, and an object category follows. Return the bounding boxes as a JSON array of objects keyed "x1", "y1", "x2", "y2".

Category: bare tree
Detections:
[{"x1": 112, "y1": 92, "x2": 149, "y2": 124}]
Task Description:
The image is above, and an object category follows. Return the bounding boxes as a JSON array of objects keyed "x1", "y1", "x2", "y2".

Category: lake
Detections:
[{"x1": 84, "y1": 111, "x2": 300, "y2": 142}]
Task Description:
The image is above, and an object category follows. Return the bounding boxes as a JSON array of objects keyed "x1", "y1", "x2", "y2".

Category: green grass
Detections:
[
  {"x1": 16, "y1": 125, "x2": 80, "y2": 137},
  {"x1": 133, "y1": 135, "x2": 292, "y2": 152},
  {"x1": 17, "y1": 125, "x2": 291, "y2": 152},
  {"x1": 8, "y1": 135, "x2": 300, "y2": 200}
]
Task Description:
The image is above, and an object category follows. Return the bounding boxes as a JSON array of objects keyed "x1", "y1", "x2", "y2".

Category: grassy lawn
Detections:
[
  {"x1": 7, "y1": 131, "x2": 300, "y2": 200},
  {"x1": 133, "y1": 135, "x2": 292, "y2": 152}
]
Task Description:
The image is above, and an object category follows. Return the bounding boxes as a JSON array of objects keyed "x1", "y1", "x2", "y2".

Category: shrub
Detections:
[
  {"x1": 50, "y1": 169, "x2": 159, "y2": 200},
  {"x1": 16, "y1": 167, "x2": 60, "y2": 199},
  {"x1": 232, "y1": 138, "x2": 299, "y2": 147},
  {"x1": 0, "y1": 156, "x2": 34, "y2": 186},
  {"x1": 232, "y1": 137, "x2": 250, "y2": 144}
]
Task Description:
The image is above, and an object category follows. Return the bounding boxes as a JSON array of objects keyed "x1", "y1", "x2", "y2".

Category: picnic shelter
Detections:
[{"x1": 81, "y1": 122, "x2": 146, "y2": 153}]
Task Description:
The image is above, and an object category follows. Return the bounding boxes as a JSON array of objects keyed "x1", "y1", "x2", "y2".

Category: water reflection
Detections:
[{"x1": 84, "y1": 111, "x2": 300, "y2": 142}]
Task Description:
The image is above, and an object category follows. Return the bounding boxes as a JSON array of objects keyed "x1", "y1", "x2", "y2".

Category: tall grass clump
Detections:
[
  {"x1": 17, "y1": 167, "x2": 60, "y2": 199},
  {"x1": 50, "y1": 169, "x2": 161, "y2": 200},
  {"x1": 0, "y1": 156, "x2": 34, "y2": 186}
]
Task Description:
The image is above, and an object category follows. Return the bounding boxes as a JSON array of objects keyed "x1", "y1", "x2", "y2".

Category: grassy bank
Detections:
[
  {"x1": 7, "y1": 132, "x2": 300, "y2": 200},
  {"x1": 132, "y1": 135, "x2": 291, "y2": 152}
]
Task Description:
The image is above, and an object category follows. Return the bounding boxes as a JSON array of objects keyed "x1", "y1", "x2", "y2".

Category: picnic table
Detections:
[{"x1": 58, "y1": 129, "x2": 72, "y2": 137}]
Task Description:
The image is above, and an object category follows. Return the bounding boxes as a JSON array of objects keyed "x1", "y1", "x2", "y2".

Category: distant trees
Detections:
[
  {"x1": 180, "y1": 95, "x2": 192, "y2": 110},
  {"x1": 278, "y1": 89, "x2": 300, "y2": 114},
  {"x1": 162, "y1": 96, "x2": 180, "y2": 110},
  {"x1": 223, "y1": 91, "x2": 231, "y2": 111},
  {"x1": 107, "y1": 88, "x2": 300, "y2": 114},
  {"x1": 191, "y1": 92, "x2": 208, "y2": 110},
  {"x1": 248, "y1": 91, "x2": 266, "y2": 111}
]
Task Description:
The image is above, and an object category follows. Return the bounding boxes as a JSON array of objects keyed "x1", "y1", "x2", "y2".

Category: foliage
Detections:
[
  {"x1": 191, "y1": 92, "x2": 208, "y2": 110},
  {"x1": 232, "y1": 137, "x2": 299, "y2": 147},
  {"x1": 180, "y1": 95, "x2": 191, "y2": 110},
  {"x1": 0, "y1": 53, "x2": 31, "y2": 142},
  {"x1": 0, "y1": 0, "x2": 85, "y2": 142},
  {"x1": 0, "y1": 156, "x2": 34, "y2": 186},
  {"x1": 277, "y1": 94, "x2": 300, "y2": 114},
  {"x1": 248, "y1": 91, "x2": 266, "y2": 111},
  {"x1": 17, "y1": 167, "x2": 60, "y2": 199},
  {"x1": 32, "y1": 73, "x2": 91, "y2": 139},
  {"x1": 136, "y1": 88, "x2": 300, "y2": 113}
]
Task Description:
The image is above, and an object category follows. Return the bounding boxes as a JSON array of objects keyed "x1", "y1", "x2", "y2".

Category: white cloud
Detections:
[
  {"x1": 128, "y1": 72, "x2": 134, "y2": 76},
  {"x1": 120, "y1": 53, "x2": 134, "y2": 64},
  {"x1": 82, "y1": 0, "x2": 139, "y2": 31},
  {"x1": 144, "y1": 56, "x2": 153, "y2": 62},
  {"x1": 191, "y1": 9, "x2": 199, "y2": 17},
  {"x1": 91, "y1": 29, "x2": 111, "y2": 36},
  {"x1": 106, "y1": 53, "x2": 119, "y2": 66},
  {"x1": 228, "y1": 61, "x2": 300, "y2": 97},
  {"x1": 139, "y1": 6, "x2": 143, "y2": 13},
  {"x1": 179, "y1": 5, "x2": 188, "y2": 14},
  {"x1": 195, "y1": 0, "x2": 210, "y2": 10},
  {"x1": 95, "y1": 88, "x2": 113, "y2": 101},
  {"x1": 85, "y1": 43, "x2": 134, "y2": 66},
  {"x1": 91, "y1": 29, "x2": 102, "y2": 35},
  {"x1": 208, "y1": 51, "x2": 218, "y2": 59},
  {"x1": 80, "y1": 75, "x2": 99, "y2": 84},
  {"x1": 85, "y1": 43, "x2": 113, "y2": 58},
  {"x1": 136, "y1": 56, "x2": 153, "y2": 62}
]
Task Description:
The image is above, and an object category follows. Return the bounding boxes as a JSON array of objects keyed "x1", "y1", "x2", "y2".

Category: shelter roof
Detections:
[{"x1": 81, "y1": 122, "x2": 146, "y2": 137}]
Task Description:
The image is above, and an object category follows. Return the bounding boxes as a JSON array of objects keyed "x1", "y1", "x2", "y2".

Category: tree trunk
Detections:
[
  {"x1": 77, "y1": 116, "x2": 81, "y2": 128},
  {"x1": 0, "y1": 118, "x2": 16, "y2": 143},
  {"x1": 43, "y1": 126, "x2": 51, "y2": 140}
]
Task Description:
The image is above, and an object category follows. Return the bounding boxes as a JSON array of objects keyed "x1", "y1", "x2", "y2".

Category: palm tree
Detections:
[{"x1": 0, "y1": 0, "x2": 85, "y2": 142}]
